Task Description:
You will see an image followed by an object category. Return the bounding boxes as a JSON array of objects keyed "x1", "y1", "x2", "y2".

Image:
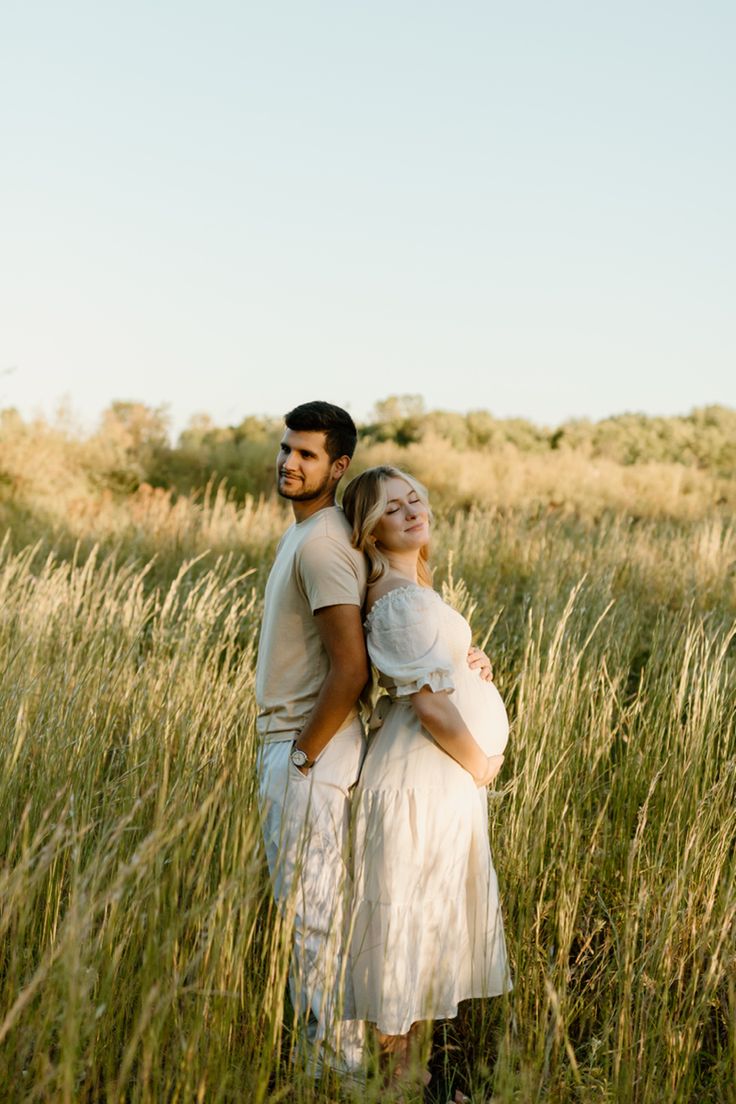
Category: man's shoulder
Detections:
[
  {"x1": 299, "y1": 506, "x2": 353, "y2": 548},
  {"x1": 296, "y1": 508, "x2": 367, "y2": 586}
]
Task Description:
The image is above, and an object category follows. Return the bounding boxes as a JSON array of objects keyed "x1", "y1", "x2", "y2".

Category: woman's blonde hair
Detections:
[{"x1": 342, "y1": 465, "x2": 433, "y2": 587}]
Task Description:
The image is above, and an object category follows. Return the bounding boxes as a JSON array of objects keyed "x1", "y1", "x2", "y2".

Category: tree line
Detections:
[{"x1": 1, "y1": 396, "x2": 734, "y2": 503}]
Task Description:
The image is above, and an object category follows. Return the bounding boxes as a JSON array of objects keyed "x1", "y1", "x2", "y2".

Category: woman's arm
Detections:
[{"x1": 410, "y1": 688, "x2": 504, "y2": 785}]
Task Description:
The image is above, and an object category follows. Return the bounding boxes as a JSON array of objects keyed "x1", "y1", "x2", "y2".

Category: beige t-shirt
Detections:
[{"x1": 255, "y1": 505, "x2": 368, "y2": 741}]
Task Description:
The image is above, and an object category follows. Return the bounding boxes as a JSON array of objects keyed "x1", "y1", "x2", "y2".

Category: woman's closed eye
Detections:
[{"x1": 385, "y1": 494, "x2": 421, "y2": 517}]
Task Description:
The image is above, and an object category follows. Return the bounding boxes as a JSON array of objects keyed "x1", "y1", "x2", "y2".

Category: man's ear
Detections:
[{"x1": 332, "y1": 455, "x2": 350, "y2": 480}]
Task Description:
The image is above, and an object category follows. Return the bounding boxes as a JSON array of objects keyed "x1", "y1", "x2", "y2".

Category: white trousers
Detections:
[{"x1": 258, "y1": 720, "x2": 365, "y2": 1074}]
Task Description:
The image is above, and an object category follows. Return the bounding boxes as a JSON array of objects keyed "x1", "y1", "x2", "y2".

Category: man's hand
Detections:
[{"x1": 467, "y1": 645, "x2": 493, "y2": 683}]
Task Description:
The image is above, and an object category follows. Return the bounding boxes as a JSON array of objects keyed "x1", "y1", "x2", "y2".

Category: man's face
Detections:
[{"x1": 276, "y1": 428, "x2": 337, "y2": 502}]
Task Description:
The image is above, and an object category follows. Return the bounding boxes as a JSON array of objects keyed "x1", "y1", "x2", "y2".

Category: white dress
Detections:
[{"x1": 350, "y1": 585, "x2": 511, "y2": 1036}]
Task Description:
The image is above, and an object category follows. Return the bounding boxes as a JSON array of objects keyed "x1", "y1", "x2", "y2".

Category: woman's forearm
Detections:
[{"x1": 409, "y1": 688, "x2": 488, "y2": 779}]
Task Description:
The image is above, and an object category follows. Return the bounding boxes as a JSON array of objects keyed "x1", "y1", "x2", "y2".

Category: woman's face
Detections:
[{"x1": 371, "y1": 477, "x2": 430, "y2": 553}]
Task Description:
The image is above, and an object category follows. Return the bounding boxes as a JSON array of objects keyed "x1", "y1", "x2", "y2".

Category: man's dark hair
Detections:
[{"x1": 284, "y1": 401, "x2": 358, "y2": 461}]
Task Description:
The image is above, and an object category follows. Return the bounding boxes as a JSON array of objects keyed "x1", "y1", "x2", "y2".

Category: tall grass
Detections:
[{"x1": 0, "y1": 492, "x2": 734, "y2": 1102}]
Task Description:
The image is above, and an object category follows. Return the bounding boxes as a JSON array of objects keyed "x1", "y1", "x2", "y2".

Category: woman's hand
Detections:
[
  {"x1": 473, "y1": 754, "x2": 504, "y2": 787},
  {"x1": 467, "y1": 646, "x2": 493, "y2": 682}
]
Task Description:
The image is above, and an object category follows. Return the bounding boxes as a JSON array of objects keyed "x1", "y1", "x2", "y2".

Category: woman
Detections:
[{"x1": 342, "y1": 465, "x2": 511, "y2": 1096}]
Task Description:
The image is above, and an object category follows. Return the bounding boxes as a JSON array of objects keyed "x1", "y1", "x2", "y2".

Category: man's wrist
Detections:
[{"x1": 289, "y1": 741, "x2": 315, "y2": 772}]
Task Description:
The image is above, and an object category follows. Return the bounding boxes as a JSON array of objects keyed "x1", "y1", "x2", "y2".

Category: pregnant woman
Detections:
[{"x1": 342, "y1": 466, "x2": 511, "y2": 1097}]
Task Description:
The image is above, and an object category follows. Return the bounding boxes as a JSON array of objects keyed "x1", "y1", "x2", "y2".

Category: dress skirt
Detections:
[{"x1": 349, "y1": 698, "x2": 510, "y2": 1036}]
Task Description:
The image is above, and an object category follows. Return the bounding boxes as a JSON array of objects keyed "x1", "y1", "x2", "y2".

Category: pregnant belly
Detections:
[{"x1": 454, "y1": 670, "x2": 509, "y2": 757}]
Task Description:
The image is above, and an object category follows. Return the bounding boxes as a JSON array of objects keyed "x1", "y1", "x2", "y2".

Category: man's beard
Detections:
[{"x1": 277, "y1": 471, "x2": 333, "y2": 502}]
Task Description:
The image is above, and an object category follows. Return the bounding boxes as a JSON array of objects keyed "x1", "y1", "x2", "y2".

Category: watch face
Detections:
[{"x1": 291, "y1": 748, "x2": 308, "y2": 768}]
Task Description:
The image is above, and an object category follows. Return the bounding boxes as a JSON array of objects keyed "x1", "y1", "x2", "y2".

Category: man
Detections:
[
  {"x1": 256, "y1": 400, "x2": 368, "y2": 1076},
  {"x1": 256, "y1": 399, "x2": 496, "y2": 1077}
]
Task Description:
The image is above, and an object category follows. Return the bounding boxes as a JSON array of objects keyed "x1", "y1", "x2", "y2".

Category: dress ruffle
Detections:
[
  {"x1": 364, "y1": 582, "x2": 424, "y2": 629},
  {"x1": 391, "y1": 669, "x2": 455, "y2": 697}
]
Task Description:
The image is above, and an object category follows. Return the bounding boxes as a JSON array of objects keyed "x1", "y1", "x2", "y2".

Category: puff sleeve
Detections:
[{"x1": 366, "y1": 586, "x2": 455, "y2": 697}]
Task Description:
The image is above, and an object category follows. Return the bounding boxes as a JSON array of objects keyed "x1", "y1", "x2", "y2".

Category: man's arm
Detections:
[{"x1": 293, "y1": 604, "x2": 368, "y2": 767}]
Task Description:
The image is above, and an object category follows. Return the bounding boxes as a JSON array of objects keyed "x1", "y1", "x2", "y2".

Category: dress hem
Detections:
[{"x1": 367, "y1": 980, "x2": 513, "y2": 1037}]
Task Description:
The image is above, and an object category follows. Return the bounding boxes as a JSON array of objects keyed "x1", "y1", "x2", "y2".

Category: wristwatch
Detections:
[{"x1": 290, "y1": 743, "x2": 314, "y2": 771}]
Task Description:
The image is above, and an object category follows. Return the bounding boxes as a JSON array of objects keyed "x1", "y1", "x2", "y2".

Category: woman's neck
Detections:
[{"x1": 383, "y1": 549, "x2": 420, "y2": 583}]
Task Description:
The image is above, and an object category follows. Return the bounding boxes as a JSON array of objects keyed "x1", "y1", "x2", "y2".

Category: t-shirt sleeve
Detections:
[
  {"x1": 366, "y1": 587, "x2": 455, "y2": 697},
  {"x1": 296, "y1": 534, "x2": 366, "y2": 613}
]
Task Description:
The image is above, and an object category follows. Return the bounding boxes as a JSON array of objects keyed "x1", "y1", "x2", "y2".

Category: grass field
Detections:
[{"x1": 0, "y1": 486, "x2": 734, "y2": 1102}]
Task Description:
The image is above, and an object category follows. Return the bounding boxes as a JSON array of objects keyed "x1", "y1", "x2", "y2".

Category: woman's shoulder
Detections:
[{"x1": 364, "y1": 580, "x2": 439, "y2": 629}]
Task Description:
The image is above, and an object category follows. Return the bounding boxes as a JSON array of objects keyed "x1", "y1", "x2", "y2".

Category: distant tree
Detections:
[
  {"x1": 688, "y1": 405, "x2": 736, "y2": 474},
  {"x1": 371, "y1": 394, "x2": 425, "y2": 422},
  {"x1": 465, "y1": 411, "x2": 498, "y2": 448},
  {"x1": 367, "y1": 394, "x2": 426, "y2": 445},
  {"x1": 179, "y1": 413, "x2": 216, "y2": 446},
  {"x1": 93, "y1": 401, "x2": 171, "y2": 491},
  {"x1": 232, "y1": 415, "x2": 281, "y2": 444},
  {"x1": 100, "y1": 401, "x2": 170, "y2": 452},
  {"x1": 165, "y1": 413, "x2": 281, "y2": 497},
  {"x1": 497, "y1": 417, "x2": 549, "y2": 453},
  {"x1": 424, "y1": 411, "x2": 470, "y2": 450}
]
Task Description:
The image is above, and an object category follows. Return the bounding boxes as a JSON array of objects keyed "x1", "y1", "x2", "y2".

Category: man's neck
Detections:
[{"x1": 291, "y1": 488, "x2": 337, "y2": 524}]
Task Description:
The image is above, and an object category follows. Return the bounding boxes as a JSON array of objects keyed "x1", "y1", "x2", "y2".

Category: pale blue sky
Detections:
[{"x1": 2, "y1": 0, "x2": 734, "y2": 434}]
